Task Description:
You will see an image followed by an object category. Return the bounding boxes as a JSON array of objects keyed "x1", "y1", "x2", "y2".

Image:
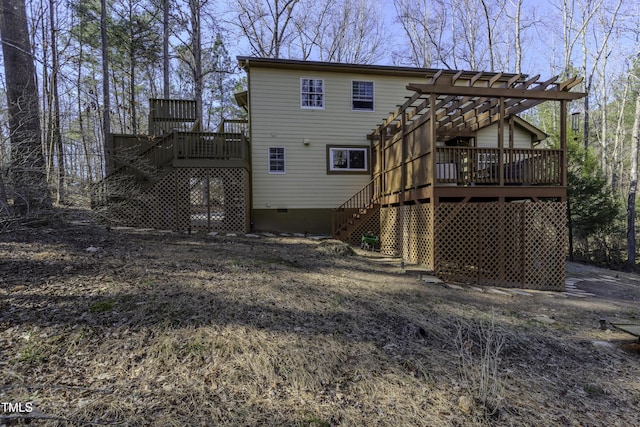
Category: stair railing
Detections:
[
  {"x1": 91, "y1": 132, "x2": 175, "y2": 207},
  {"x1": 332, "y1": 179, "x2": 380, "y2": 237}
]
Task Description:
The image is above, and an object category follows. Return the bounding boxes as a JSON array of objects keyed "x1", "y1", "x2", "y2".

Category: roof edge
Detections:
[{"x1": 236, "y1": 56, "x2": 526, "y2": 80}]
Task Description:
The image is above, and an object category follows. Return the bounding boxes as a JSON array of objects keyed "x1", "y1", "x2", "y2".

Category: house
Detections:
[
  {"x1": 96, "y1": 57, "x2": 586, "y2": 290},
  {"x1": 238, "y1": 57, "x2": 585, "y2": 290}
]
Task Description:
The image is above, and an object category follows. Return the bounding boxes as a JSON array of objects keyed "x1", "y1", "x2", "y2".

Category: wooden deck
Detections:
[
  {"x1": 110, "y1": 130, "x2": 250, "y2": 171},
  {"x1": 374, "y1": 145, "x2": 566, "y2": 205}
]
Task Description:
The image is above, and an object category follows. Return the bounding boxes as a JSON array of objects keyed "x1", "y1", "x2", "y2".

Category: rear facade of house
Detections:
[{"x1": 97, "y1": 57, "x2": 585, "y2": 290}]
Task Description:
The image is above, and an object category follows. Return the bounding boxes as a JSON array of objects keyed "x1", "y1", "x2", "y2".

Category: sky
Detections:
[{"x1": 220, "y1": 0, "x2": 637, "y2": 82}]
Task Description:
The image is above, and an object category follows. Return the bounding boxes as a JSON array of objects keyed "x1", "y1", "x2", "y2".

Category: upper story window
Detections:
[
  {"x1": 301, "y1": 78, "x2": 324, "y2": 109},
  {"x1": 352, "y1": 81, "x2": 374, "y2": 111},
  {"x1": 268, "y1": 147, "x2": 286, "y2": 174}
]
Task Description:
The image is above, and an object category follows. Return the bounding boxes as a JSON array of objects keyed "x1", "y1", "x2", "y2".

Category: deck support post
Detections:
[
  {"x1": 560, "y1": 100, "x2": 568, "y2": 189},
  {"x1": 498, "y1": 97, "x2": 505, "y2": 187}
]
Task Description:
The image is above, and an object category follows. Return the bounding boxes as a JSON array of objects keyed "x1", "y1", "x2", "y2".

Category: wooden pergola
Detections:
[{"x1": 368, "y1": 71, "x2": 587, "y2": 205}]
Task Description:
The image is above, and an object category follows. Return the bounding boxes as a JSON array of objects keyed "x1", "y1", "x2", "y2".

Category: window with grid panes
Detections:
[
  {"x1": 301, "y1": 78, "x2": 324, "y2": 109},
  {"x1": 268, "y1": 147, "x2": 285, "y2": 174},
  {"x1": 352, "y1": 81, "x2": 374, "y2": 111}
]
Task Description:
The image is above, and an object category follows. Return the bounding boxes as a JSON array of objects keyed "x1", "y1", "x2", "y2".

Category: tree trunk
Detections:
[
  {"x1": 513, "y1": 0, "x2": 522, "y2": 74},
  {"x1": 128, "y1": 0, "x2": 137, "y2": 134},
  {"x1": 77, "y1": 25, "x2": 93, "y2": 185},
  {"x1": 101, "y1": 0, "x2": 112, "y2": 174},
  {"x1": 481, "y1": 0, "x2": 494, "y2": 72},
  {"x1": 627, "y1": 89, "x2": 640, "y2": 266},
  {"x1": 50, "y1": 0, "x2": 65, "y2": 203},
  {"x1": 190, "y1": 0, "x2": 203, "y2": 121},
  {"x1": 0, "y1": 0, "x2": 51, "y2": 215},
  {"x1": 163, "y1": 0, "x2": 170, "y2": 98}
]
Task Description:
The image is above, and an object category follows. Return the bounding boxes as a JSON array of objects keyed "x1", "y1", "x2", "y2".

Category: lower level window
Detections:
[
  {"x1": 268, "y1": 147, "x2": 285, "y2": 174},
  {"x1": 328, "y1": 146, "x2": 368, "y2": 173}
]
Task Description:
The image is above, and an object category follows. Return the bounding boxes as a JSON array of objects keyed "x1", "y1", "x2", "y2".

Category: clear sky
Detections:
[{"x1": 224, "y1": 0, "x2": 635, "y2": 80}]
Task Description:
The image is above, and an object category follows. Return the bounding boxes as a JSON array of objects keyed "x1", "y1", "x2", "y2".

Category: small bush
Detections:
[{"x1": 454, "y1": 314, "x2": 505, "y2": 419}]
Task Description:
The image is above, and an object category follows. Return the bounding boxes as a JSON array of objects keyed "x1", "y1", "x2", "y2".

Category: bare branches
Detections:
[{"x1": 232, "y1": 0, "x2": 301, "y2": 59}]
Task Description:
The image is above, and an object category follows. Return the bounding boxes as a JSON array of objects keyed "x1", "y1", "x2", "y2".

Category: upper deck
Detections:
[{"x1": 368, "y1": 72, "x2": 586, "y2": 204}]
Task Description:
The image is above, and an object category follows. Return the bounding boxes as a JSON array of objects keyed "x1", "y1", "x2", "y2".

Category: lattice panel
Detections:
[
  {"x1": 434, "y1": 202, "x2": 566, "y2": 290},
  {"x1": 523, "y1": 203, "x2": 566, "y2": 291},
  {"x1": 503, "y1": 205, "x2": 525, "y2": 287},
  {"x1": 345, "y1": 208, "x2": 381, "y2": 247},
  {"x1": 399, "y1": 205, "x2": 411, "y2": 260},
  {"x1": 435, "y1": 203, "x2": 479, "y2": 283},
  {"x1": 105, "y1": 168, "x2": 249, "y2": 233},
  {"x1": 406, "y1": 204, "x2": 434, "y2": 268},
  {"x1": 176, "y1": 168, "x2": 250, "y2": 232},
  {"x1": 380, "y1": 207, "x2": 400, "y2": 256},
  {"x1": 107, "y1": 171, "x2": 178, "y2": 230},
  {"x1": 379, "y1": 204, "x2": 434, "y2": 269}
]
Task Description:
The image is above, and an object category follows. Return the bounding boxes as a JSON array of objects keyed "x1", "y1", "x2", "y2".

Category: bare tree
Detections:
[
  {"x1": 232, "y1": 0, "x2": 300, "y2": 59},
  {"x1": 0, "y1": 0, "x2": 52, "y2": 215},
  {"x1": 393, "y1": 0, "x2": 452, "y2": 68},
  {"x1": 163, "y1": 0, "x2": 170, "y2": 98},
  {"x1": 627, "y1": 82, "x2": 640, "y2": 265},
  {"x1": 173, "y1": 0, "x2": 215, "y2": 121},
  {"x1": 480, "y1": 0, "x2": 507, "y2": 72},
  {"x1": 290, "y1": 0, "x2": 332, "y2": 60},
  {"x1": 49, "y1": 0, "x2": 65, "y2": 203},
  {"x1": 101, "y1": 0, "x2": 112, "y2": 174},
  {"x1": 314, "y1": 0, "x2": 384, "y2": 64},
  {"x1": 578, "y1": 0, "x2": 621, "y2": 155},
  {"x1": 452, "y1": 0, "x2": 485, "y2": 70},
  {"x1": 508, "y1": 0, "x2": 523, "y2": 73}
]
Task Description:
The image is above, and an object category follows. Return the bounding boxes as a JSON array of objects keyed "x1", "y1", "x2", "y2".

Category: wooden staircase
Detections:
[
  {"x1": 91, "y1": 123, "x2": 249, "y2": 209},
  {"x1": 91, "y1": 132, "x2": 175, "y2": 208},
  {"x1": 332, "y1": 180, "x2": 380, "y2": 242}
]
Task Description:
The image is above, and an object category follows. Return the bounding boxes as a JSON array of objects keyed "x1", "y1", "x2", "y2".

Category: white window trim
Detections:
[
  {"x1": 351, "y1": 80, "x2": 375, "y2": 112},
  {"x1": 300, "y1": 78, "x2": 325, "y2": 110},
  {"x1": 268, "y1": 146, "x2": 286, "y2": 174},
  {"x1": 328, "y1": 146, "x2": 369, "y2": 173}
]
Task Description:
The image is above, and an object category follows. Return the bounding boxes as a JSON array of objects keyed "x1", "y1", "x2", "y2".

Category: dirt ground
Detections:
[{"x1": 1, "y1": 209, "x2": 639, "y2": 426}]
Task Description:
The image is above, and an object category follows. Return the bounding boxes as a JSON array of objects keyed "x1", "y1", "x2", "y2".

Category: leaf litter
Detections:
[{"x1": 1, "y1": 209, "x2": 639, "y2": 426}]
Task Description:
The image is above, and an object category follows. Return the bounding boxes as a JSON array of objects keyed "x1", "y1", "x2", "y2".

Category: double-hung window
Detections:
[
  {"x1": 268, "y1": 147, "x2": 286, "y2": 174},
  {"x1": 301, "y1": 78, "x2": 324, "y2": 109},
  {"x1": 327, "y1": 146, "x2": 369, "y2": 174},
  {"x1": 352, "y1": 81, "x2": 374, "y2": 111}
]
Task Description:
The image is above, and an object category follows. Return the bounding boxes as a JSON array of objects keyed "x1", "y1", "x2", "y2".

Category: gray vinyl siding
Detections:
[{"x1": 249, "y1": 67, "x2": 415, "y2": 209}]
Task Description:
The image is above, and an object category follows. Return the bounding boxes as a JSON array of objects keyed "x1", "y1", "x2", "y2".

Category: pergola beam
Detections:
[
  {"x1": 407, "y1": 80, "x2": 585, "y2": 100},
  {"x1": 370, "y1": 73, "x2": 586, "y2": 142}
]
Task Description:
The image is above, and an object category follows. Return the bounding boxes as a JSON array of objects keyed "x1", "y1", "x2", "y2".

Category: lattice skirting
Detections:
[
  {"x1": 380, "y1": 204, "x2": 434, "y2": 268},
  {"x1": 107, "y1": 167, "x2": 250, "y2": 233},
  {"x1": 380, "y1": 202, "x2": 566, "y2": 290},
  {"x1": 344, "y1": 208, "x2": 381, "y2": 247}
]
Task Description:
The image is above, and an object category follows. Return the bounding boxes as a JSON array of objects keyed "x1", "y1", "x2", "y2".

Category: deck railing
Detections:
[
  {"x1": 217, "y1": 119, "x2": 248, "y2": 135},
  {"x1": 149, "y1": 99, "x2": 197, "y2": 121},
  {"x1": 148, "y1": 99, "x2": 198, "y2": 135},
  {"x1": 435, "y1": 147, "x2": 563, "y2": 186},
  {"x1": 173, "y1": 132, "x2": 247, "y2": 160}
]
